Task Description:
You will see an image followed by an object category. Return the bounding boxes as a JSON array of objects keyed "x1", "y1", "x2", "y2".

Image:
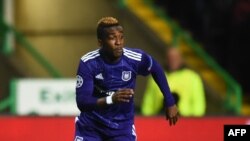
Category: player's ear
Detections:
[{"x1": 98, "y1": 39, "x2": 103, "y2": 47}]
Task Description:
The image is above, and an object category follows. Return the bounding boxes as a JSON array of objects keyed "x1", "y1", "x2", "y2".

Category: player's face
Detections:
[{"x1": 99, "y1": 26, "x2": 124, "y2": 60}]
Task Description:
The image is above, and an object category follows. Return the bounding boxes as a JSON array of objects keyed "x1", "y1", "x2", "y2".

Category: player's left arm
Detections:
[
  {"x1": 150, "y1": 58, "x2": 179, "y2": 126},
  {"x1": 138, "y1": 52, "x2": 179, "y2": 126}
]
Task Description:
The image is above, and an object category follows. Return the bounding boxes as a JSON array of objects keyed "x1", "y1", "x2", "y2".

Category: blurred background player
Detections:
[
  {"x1": 74, "y1": 17, "x2": 178, "y2": 141},
  {"x1": 141, "y1": 47, "x2": 206, "y2": 117}
]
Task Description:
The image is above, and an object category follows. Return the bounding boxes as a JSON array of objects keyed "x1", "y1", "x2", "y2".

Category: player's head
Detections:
[
  {"x1": 97, "y1": 17, "x2": 124, "y2": 61},
  {"x1": 165, "y1": 47, "x2": 184, "y2": 71}
]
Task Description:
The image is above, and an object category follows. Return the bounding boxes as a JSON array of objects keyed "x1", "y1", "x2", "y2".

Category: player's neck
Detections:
[{"x1": 100, "y1": 49, "x2": 122, "y2": 64}]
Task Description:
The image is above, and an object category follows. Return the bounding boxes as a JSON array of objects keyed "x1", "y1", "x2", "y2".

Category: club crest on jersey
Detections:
[
  {"x1": 76, "y1": 75, "x2": 83, "y2": 88},
  {"x1": 74, "y1": 136, "x2": 83, "y2": 141},
  {"x1": 122, "y1": 71, "x2": 131, "y2": 81}
]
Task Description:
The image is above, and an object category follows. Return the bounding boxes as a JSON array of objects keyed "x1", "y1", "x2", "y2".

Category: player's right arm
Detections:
[
  {"x1": 112, "y1": 89, "x2": 134, "y2": 103},
  {"x1": 75, "y1": 60, "x2": 99, "y2": 112},
  {"x1": 75, "y1": 61, "x2": 133, "y2": 112}
]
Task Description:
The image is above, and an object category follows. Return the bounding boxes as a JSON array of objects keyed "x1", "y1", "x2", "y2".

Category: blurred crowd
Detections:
[{"x1": 153, "y1": 0, "x2": 250, "y2": 95}]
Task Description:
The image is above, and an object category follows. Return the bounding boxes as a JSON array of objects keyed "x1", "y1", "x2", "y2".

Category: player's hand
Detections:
[
  {"x1": 165, "y1": 104, "x2": 179, "y2": 126},
  {"x1": 112, "y1": 88, "x2": 134, "y2": 103}
]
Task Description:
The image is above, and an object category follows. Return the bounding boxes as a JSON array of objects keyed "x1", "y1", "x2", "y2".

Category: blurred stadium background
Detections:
[{"x1": 0, "y1": 0, "x2": 249, "y2": 140}]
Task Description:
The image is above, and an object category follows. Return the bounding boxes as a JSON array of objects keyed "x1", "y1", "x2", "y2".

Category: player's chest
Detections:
[{"x1": 93, "y1": 63, "x2": 136, "y2": 84}]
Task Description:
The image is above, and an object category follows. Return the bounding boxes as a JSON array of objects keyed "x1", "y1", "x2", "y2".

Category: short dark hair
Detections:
[{"x1": 96, "y1": 17, "x2": 120, "y2": 39}]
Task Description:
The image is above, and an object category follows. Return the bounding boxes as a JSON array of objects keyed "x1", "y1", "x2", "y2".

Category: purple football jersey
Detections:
[{"x1": 75, "y1": 47, "x2": 152, "y2": 132}]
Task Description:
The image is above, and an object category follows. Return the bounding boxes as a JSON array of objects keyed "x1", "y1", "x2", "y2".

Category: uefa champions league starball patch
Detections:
[{"x1": 76, "y1": 75, "x2": 83, "y2": 88}]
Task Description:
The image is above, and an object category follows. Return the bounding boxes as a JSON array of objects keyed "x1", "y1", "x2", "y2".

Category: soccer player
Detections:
[{"x1": 74, "y1": 17, "x2": 179, "y2": 141}]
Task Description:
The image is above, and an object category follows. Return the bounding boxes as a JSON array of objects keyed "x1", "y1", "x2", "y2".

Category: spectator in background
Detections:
[{"x1": 141, "y1": 47, "x2": 206, "y2": 117}]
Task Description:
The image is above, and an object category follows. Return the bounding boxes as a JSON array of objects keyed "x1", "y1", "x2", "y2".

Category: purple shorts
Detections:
[{"x1": 74, "y1": 117, "x2": 136, "y2": 141}]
